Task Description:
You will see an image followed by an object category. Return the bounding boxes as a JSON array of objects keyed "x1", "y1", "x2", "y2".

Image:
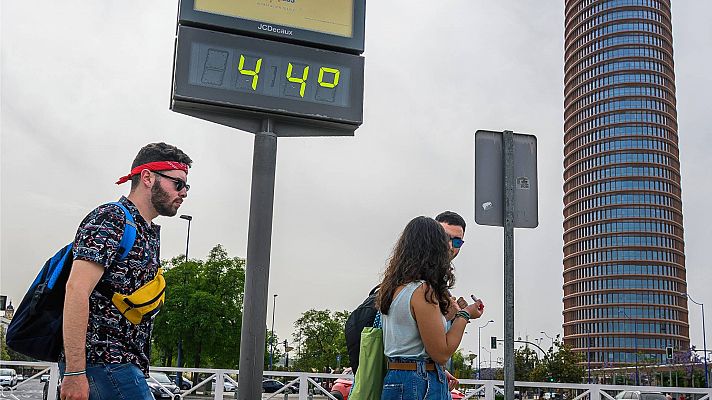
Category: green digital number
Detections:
[
  {"x1": 238, "y1": 55, "x2": 262, "y2": 90},
  {"x1": 287, "y1": 63, "x2": 309, "y2": 97},
  {"x1": 318, "y1": 67, "x2": 340, "y2": 89}
]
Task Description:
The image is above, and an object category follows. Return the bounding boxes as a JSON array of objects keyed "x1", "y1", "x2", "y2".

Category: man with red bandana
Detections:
[{"x1": 60, "y1": 143, "x2": 192, "y2": 400}]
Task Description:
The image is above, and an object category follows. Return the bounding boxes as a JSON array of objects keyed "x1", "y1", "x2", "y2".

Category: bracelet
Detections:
[
  {"x1": 63, "y1": 370, "x2": 86, "y2": 377},
  {"x1": 454, "y1": 310, "x2": 471, "y2": 323}
]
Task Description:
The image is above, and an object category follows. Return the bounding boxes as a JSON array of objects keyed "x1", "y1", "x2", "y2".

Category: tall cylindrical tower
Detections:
[{"x1": 563, "y1": 0, "x2": 689, "y2": 368}]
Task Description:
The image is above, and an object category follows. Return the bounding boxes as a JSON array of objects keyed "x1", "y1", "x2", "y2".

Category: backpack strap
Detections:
[
  {"x1": 110, "y1": 201, "x2": 137, "y2": 261},
  {"x1": 95, "y1": 202, "x2": 138, "y2": 299}
]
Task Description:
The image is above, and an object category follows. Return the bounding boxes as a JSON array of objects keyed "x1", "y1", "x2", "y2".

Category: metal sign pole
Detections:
[
  {"x1": 503, "y1": 130, "x2": 515, "y2": 400},
  {"x1": 238, "y1": 119, "x2": 278, "y2": 400}
]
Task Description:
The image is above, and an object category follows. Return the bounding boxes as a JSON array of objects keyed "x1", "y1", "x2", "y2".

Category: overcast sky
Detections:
[{"x1": 2, "y1": 1, "x2": 711, "y2": 363}]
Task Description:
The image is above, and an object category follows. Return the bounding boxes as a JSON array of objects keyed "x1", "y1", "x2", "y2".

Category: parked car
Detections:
[
  {"x1": 167, "y1": 373, "x2": 193, "y2": 390},
  {"x1": 615, "y1": 391, "x2": 666, "y2": 400},
  {"x1": 211, "y1": 376, "x2": 237, "y2": 392},
  {"x1": 262, "y1": 378, "x2": 296, "y2": 393},
  {"x1": 329, "y1": 374, "x2": 464, "y2": 400},
  {"x1": 40, "y1": 374, "x2": 50, "y2": 383},
  {"x1": 146, "y1": 371, "x2": 180, "y2": 399},
  {"x1": 0, "y1": 368, "x2": 18, "y2": 387}
]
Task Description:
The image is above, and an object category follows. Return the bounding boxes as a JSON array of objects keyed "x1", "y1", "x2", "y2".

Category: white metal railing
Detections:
[
  {"x1": 0, "y1": 360, "x2": 60, "y2": 400},
  {"x1": 3, "y1": 359, "x2": 712, "y2": 399},
  {"x1": 454, "y1": 379, "x2": 712, "y2": 400}
]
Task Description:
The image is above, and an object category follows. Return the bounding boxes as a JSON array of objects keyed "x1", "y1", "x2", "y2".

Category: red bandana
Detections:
[{"x1": 116, "y1": 161, "x2": 189, "y2": 185}]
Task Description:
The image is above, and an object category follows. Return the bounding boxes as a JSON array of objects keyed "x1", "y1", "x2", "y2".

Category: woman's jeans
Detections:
[
  {"x1": 59, "y1": 363, "x2": 153, "y2": 400},
  {"x1": 381, "y1": 357, "x2": 450, "y2": 400}
]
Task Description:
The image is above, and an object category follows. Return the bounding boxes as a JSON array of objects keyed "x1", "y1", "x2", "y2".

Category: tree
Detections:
[
  {"x1": 292, "y1": 309, "x2": 349, "y2": 372},
  {"x1": 546, "y1": 339, "x2": 584, "y2": 383},
  {"x1": 451, "y1": 349, "x2": 475, "y2": 379},
  {"x1": 513, "y1": 346, "x2": 540, "y2": 381},
  {"x1": 0, "y1": 326, "x2": 9, "y2": 360},
  {"x1": 152, "y1": 244, "x2": 246, "y2": 369},
  {"x1": 264, "y1": 329, "x2": 284, "y2": 369}
]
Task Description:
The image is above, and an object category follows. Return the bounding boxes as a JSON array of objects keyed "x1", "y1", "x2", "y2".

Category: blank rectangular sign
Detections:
[{"x1": 475, "y1": 130, "x2": 538, "y2": 228}]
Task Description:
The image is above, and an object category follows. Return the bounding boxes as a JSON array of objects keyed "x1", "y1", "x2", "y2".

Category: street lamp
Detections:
[
  {"x1": 619, "y1": 309, "x2": 639, "y2": 386},
  {"x1": 481, "y1": 346, "x2": 492, "y2": 376},
  {"x1": 269, "y1": 294, "x2": 278, "y2": 370},
  {"x1": 541, "y1": 331, "x2": 555, "y2": 351},
  {"x1": 478, "y1": 320, "x2": 494, "y2": 380},
  {"x1": 176, "y1": 214, "x2": 192, "y2": 386},
  {"x1": 583, "y1": 325, "x2": 591, "y2": 384},
  {"x1": 686, "y1": 292, "x2": 708, "y2": 388}
]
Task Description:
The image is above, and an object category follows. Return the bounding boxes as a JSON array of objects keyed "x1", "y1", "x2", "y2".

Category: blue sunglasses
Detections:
[{"x1": 451, "y1": 237, "x2": 465, "y2": 249}]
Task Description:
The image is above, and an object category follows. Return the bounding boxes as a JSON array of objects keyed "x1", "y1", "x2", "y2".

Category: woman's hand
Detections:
[
  {"x1": 445, "y1": 369, "x2": 459, "y2": 390},
  {"x1": 464, "y1": 298, "x2": 484, "y2": 320}
]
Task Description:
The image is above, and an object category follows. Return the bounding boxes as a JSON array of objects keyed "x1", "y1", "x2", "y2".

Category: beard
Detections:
[{"x1": 151, "y1": 182, "x2": 179, "y2": 217}]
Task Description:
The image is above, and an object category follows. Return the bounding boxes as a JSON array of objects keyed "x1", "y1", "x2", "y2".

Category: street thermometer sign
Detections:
[
  {"x1": 169, "y1": 2, "x2": 367, "y2": 400},
  {"x1": 179, "y1": 0, "x2": 365, "y2": 53},
  {"x1": 171, "y1": 0, "x2": 365, "y2": 136}
]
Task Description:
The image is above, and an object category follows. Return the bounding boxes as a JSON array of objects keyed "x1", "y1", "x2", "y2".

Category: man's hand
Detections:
[
  {"x1": 60, "y1": 375, "x2": 89, "y2": 400},
  {"x1": 445, "y1": 369, "x2": 459, "y2": 391}
]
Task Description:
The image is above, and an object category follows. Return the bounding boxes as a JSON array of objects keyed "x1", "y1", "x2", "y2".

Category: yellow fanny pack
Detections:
[{"x1": 110, "y1": 268, "x2": 166, "y2": 325}]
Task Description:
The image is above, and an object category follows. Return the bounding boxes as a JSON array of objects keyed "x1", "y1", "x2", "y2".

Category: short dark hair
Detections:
[
  {"x1": 130, "y1": 142, "x2": 193, "y2": 189},
  {"x1": 435, "y1": 211, "x2": 466, "y2": 233}
]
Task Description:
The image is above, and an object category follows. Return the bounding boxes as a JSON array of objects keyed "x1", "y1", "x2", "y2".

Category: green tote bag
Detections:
[{"x1": 349, "y1": 312, "x2": 387, "y2": 400}]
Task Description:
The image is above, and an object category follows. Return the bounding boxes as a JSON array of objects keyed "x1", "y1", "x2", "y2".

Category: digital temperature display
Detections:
[
  {"x1": 172, "y1": 26, "x2": 364, "y2": 127},
  {"x1": 189, "y1": 42, "x2": 352, "y2": 107}
]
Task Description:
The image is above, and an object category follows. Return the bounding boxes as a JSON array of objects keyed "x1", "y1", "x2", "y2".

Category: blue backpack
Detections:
[{"x1": 6, "y1": 202, "x2": 137, "y2": 361}]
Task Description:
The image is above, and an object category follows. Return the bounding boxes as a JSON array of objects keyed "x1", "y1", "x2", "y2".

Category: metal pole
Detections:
[
  {"x1": 481, "y1": 347, "x2": 492, "y2": 379},
  {"x1": 587, "y1": 327, "x2": 591, "y2": 383},
  {"x1": 477, "y1": 320, "x2": 493, "y2": 379},
  {"x1": 635, "y1": 321, "x2": 639, "y2": 385},
  {"x1": 176, "y1": 214, "x2": 192, "y2": 387},
  {"x1": 270, "y1": 294, "x2": 278, "y2": 370},
  {"x1": 478, "y1": 327, "x2": 482, "y2": 380},
  {"x1": 541, "y1": 331, "x2": 554, "y2": 351},
  {"x1": 703, "y1": 303, "x2": 709, "y2": 389},
  {"x1": 238, "y1": 121, "x2": 278, "y2": 400},
  {"x1": 688, "y1": 293, "x2": 709, "y2": 388},
  {"x1": 503, "y1": 130, "x2": 515, "y2": 400}
]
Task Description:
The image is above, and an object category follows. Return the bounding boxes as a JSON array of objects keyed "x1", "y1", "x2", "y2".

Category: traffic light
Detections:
[
  {"x1": 666, "y1": 346, "x2": 673, "y2": 360},
  {"x1": 491, "y1": 336, "x2": 497, "y2": 349}
]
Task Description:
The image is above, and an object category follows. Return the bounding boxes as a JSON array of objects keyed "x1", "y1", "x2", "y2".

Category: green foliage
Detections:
[
  {"x1": 451, "y1": 349, "x2": 475, "y2": 379},
  {"x1": 152, "y1": 244, "x2": 245, "y2": 369},
  {"x1": 292, "y1": 309, "x2": 349, "y2": 372},
  {"x1": 514, "y1": 346, "x2": 540, "y2": 381},
  {"x1": 492, "y1": 337, "x2": 585, "y2": 383},
  {"x1": 0, "y1": 326, "x2": 9, "y2": 360},
  {"x1": 265, "y1": 329, "x2": 284, "y2": 369},
  {"x1": 545, "y1": 338, "x2": 585, "y2": 383}
]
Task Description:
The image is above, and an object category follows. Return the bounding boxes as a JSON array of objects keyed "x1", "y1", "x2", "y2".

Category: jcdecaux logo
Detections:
[{"x1": 258, "y1": 24, "x2": 293, "y2": 36}]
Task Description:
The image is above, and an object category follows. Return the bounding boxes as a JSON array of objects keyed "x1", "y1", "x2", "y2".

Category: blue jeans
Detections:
[
  {"x1": 381, "y1": 358, "x2": 450, "y2": 400},
  {"x1": 60, "y1": 363, "x2": 153, "y2": 400}
]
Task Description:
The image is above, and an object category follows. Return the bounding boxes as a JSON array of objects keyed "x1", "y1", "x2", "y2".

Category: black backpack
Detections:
[
  {"x1": 6, "y1": 202, "x2": 136, "y2": 361},
  {"x1": 344, "y1": 285, "x2": 379, "y2": 373}
]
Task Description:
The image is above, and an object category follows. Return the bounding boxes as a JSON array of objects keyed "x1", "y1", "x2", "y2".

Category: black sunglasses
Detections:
[
  {"x1": 153, "y1": 171, "x2": 190, "y2": 192},
  {"x1": 451, "y1": 237, "x2": 465, "y2": 249}
]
